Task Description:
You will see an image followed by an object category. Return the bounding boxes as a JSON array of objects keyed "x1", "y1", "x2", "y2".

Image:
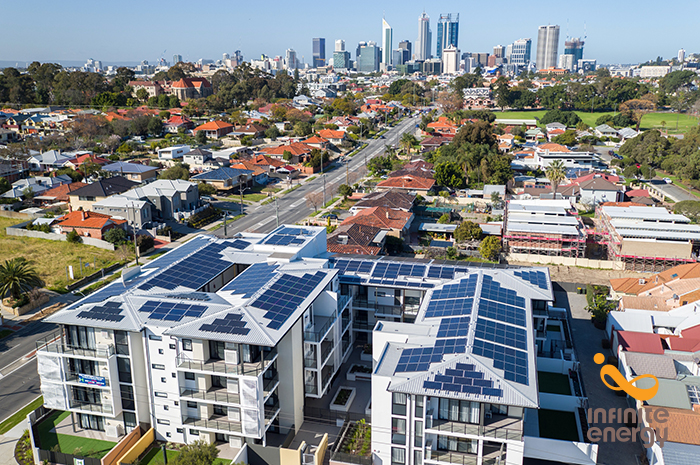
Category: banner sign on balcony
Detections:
[{"x1": 78, "y1": 374, "x2": 106, "y2": 386}]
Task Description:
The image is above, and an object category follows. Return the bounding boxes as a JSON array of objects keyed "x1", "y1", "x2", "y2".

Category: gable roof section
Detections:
[
  {"x1": 195, "y1": 120, "x2": 234, "y2": 131},
  {"x1": 68, "y1": 176, "x2": 138, "y2": 198},
  {"x1": 41, "y1": 182, "x2": 88, "y2": 201},
  {"x1": 327, "y1": 223, "x2": 384, "y2": 255},
  {"x1": 617, "y1": 331, "x2": 665, "y2": 354},
  {"x1": 103, "y1": 161, "x2": 158, "y2": 174},
  {"x1": 353, "y1": 190, "x2": 415, "y2": 211},
  {"x1": 191, "y1": 167, "x2": 253, "y2": 182},
  {"x1": 377, "y1": 175, "x2": 435, "y2": 190},
  {"x1": 342, "y1": 206, "x2": 412, "y2": 230},
  {"x1": 58, "y1": 211, "x2": 126, "y2": 229},
  {"x1": 261, "y1": 142, "x2": 313, "y2": 157}
]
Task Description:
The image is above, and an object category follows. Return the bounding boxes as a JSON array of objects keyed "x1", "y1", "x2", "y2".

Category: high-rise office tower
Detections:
[
  {"x1": 381, "y1": 18, "x2": 393, "y2": 69},
  {"x1": 285, "y1": 49, "x2": 298, "y2": 70},
  {"x1": 393, "y1": 40, "x2": 412, "y2": 66},
  {"x1": 506, "y1": 38, "x2": 532, "y2": 65},
  {"x1": 333, "y1": 50, "x2": 351, "y2": 69},
  {"x1": 173, "y1": 54, "x2": 183, "y2": 64},
  {"x1": 678, "y1": 48, "x2": 686, "y2": 62},
  {"x1": 416, "y1": 12, "x2": 431, "y2": 60},
  {"x1": 536, "y1": 25, "x2": 560, "y2": 70},
  {"x1": 358, "y1": 41, "x2": 380, "y2": 72},
  {"x1": 564, "y1": 38, "x2": 584, "y2": 63},
  {"x1": 442, "y1": 45, "x2": 459, "y2": 74},
  {"x1": 222, "y1": 53, "x2": 230, "y2": 61},
  {"x1": 356, "y1": 41, "x2": 367, "y2": 61},
  {"x1": 398, "y1": 40, "x2": 412, "y2": 57},
  {"x1": 493, "y1": 45, "x2": 506, "y2": 58},
  {"x1": 436, "y1": 13, "x2": 459, "y2": 59},
  {"x1": 335, "y1": 39, "x2": 345, "y2": 52},
  {"x1": 312, "y1": 38, "x2": 326, "y2": 68}
]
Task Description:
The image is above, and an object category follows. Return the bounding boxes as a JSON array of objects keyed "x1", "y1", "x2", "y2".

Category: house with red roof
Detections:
[
  {"x1": 39, "y1": 182, "x2": 88, "y2": 203},
  {"x1": 376, "y1": 175, "x2": 436, "y2": 196},
  {"x1": 56, "y1": 210, "x2": 127, "y2": 241},
  {"x1": 231, "y1": 161, "x2": 269, "y2": 185},
  {"x1": 342, "y1": 206, "x2": 414, "y2": 239},
  {"x1": 63, "y1": 153, "x2": 110, "y2": 171},
  {"x1": 326, "y1": 223, "x2": 386, "y2": 255},
  {"x1": 170, "y1": 77, "x2": 212, "y2": 100},
  {"x1": 248, "y1": 154, "x2": 286, "y2": 173},
  {"x1": 164, "y1": 115, "x2": 194, "y2": 133},
  {"x1": 231, "y1": 124, "x2": 267, "y2": 139},
  {"x1": 301, "y1": 135, "x2": 330, "y2": 150},
  {"x1": 260, "y1": 142, "x2": 314, "y2": 164},
  {"x1": 128, "y1": 80, "x2": 164, "y2": 98},
  {"x1": 317, "y1": 129, "x2": 348, "y2": 146},
  {"x1": 193, "y1": 121, "x2": 234, "y2": 139}
]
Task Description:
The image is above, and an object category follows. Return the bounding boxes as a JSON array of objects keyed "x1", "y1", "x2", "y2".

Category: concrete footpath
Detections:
[{"x1": 0, "y1": 421, "x2": 27, "y2": 465}]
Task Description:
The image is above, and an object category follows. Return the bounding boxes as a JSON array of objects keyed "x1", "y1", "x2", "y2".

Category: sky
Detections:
[{"x1": 3, "y1": 0, "x2": 699, "y2": 67}]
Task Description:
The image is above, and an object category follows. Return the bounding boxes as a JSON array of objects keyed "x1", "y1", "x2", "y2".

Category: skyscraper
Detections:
[
  {"x1": 678, "y1": 48, "x2": 686, "y2": 62},
  {"x1": 381, "y1": 18, "x2": 393, "y2": 69},
  {"x1": 358, "y1": 42, "x2": 380, "y2": 72},
  {"x1": 356, "y1": 41, "x2": 366, "y2": 61},
  {"x1": 416, "y1": 12, "x2": 431, "y2": 61},
  {"x1": 493, "y1": 45, "x2": 506, "y2": 58},
  {"x1": 564, "y1": 38, "x2": 584, "y2": 64},
  {"x1": 335, "y1": 39, "x2": 345, "y2": 52},
  {"x1": 536, "y1": 25, "x2": 560, "y2": 70},
  {"x1": 506, "y1": 38, "x2": 532, "y2": 65},
  {"x1": 173, "y1": 54, "x2": 183, "y2": 64},
  {"x1": 436, "y1": 13, "x2": 459, "y2": 59},
  {"x1": 442, "y1": 45, "x2": 459, "y2": 74},
  {"x1": 398, "y1": 40, "x2": 412, "y2": 57},
  {"x1": 312, "y1": 38, "x2": 326, "y2": 68},
  {"x1": 285, "y1": 49, "x2": 298, "y2": 70}
]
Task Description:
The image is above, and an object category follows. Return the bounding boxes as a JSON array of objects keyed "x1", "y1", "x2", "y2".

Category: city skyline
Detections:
[{"x1": 2, "y1": 0, "x2": 699, "y2": 66}]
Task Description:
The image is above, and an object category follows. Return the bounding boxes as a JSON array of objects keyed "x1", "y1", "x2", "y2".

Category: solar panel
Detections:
[
  {"x1": 221, "y1": 262, "x2": 279, "y2": 297},
  {"x1": 143, "y1": 238, "x2": 208, "y2": 269},
  {"x1": 513, "y1": 270, "x2": 548, "y2": 290},
  {"x1": 77, "y1": 301, "x2": 125, "y2": 322},
  {"x1": 334, "y1": 259, "x2": 374, "y2": 274},
  {"x1": 79, "y1": 282, "x2": 127, "y2": 305},
  {"x1": 472, "y1": 339, "x2": 529, "y2": 385},
  {"x1": 480, "y1": 275, "x2": 526, "y2": 308},
  {"x1": 394, "y1": 338, "x2": 467, "y2": 373},
  {"x1": 139, "y1": 242, "x2": 232, "y2": 291},
  {"x1": 228, "y1": 239, "x2": 250, "y2": 250},
  {"x1": 474, "y1": 317, "x2": 527, "y2": 351},
  {"x1": 422, "y1": 363, "x2": 504, "y2": 398},
  {"x1": 436, "y1": 317, "x2": 471, "y2": 338},
  {"x1": 427, "y1": 266, "x2": 454, "y2": 280},
  {"x1": 264, "y1": 234, "x2": 305, "y2": 246},
  {"x1": 138, "y1": 300, "x2": 207, "y2": 322},
  {"x1": 477, "y1": 299, "x2": 527, "y2": 327},
  {"x1": 251, "y1": 271, "x2": 326, "y2": 330},
  {"x1": 424, "y1": 275, "x2": 479, "y2": 318},
  {"x1": 199, "y1": 313, "x2": 250, "y2": 335},
  {"x1": 338, "y1": 275, "x2": 362, "y2": 284}
]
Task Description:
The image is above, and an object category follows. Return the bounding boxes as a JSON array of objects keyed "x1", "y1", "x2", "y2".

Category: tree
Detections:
[
  {"x1": 22, "y1": 186, "x2": 35, "y2": 200},
  {"x1": 161, "y1": 164, "x2": 190, "y2": 180},
  {"x1": 479, "y1": 236, "x2": 502, "y2": 261},
  {"x1": 674, "y1": 200, "x2": 700, "y2": 223},
  {"x1": 619, "y1": 98, "x2": 656, "y2": 131},
  {"x1": 104, "y1": 228, "x2": 127, "y2": 245},
  {"x1": 586, "y1": 293, "x2": 615, "y2": 324},
  {"x1": 454, "y1": 221, "x2": 483, "y2": 242},
  {"x1": 66, "y1": 229, "x2": 82, "y2": 243},
  {"x1": 147, "y1": 117, "x2": 163, "y2": 136},
  {"x1": 265, "y1": 126, "x2": 281, "y2": 140},
  {"x1": 434, "y1": 161, "x2": 465, "y2": 189},
  {"x1": 0, "y1": 178, "x2": 10, "y2": 195},
  {"x1": 551, "y1": 130, "x2": 578, "y2": 146},
  {"x1": 539, "y1": 110, "x2": 582, "y2": 127},
  {"x1": 545, "y1": 160, "x2": 566, "y2": 195},
  {"x1": 305, "y1": 191, "x2": 323, "y2": 212},
  {"x1": 135, "y1": 88, "x2": 149, "y2": 102},
  {"x1": 195, "y1": 130, "x2": 207, "y2": 145},
  {"x1": 170, "y1": 441, "x2": 219, "y2": 465},
  {"x1": 400, "y1": 133, "x2": 418, "y2": 157},
  {"x1": 0, "y1": 258, "x2": 43, "y2": 301},
  {"x1": 437, "y1": 213, "x2": 451, "y2": 224},
  {"x1": 198, "y1": 182, "x2": 217, "y2": 197},
  {"x1": 338, "y1": 184, "x2": 353, "y2": 199},
  {"x1": 493, "y1": 76, "x2": 511, "y2": 110},
  {"x1": 282, "y1": 150, "x2": 293, "y2": 162}
]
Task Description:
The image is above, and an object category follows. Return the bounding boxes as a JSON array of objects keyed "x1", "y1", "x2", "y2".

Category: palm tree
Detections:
[
  {"x1": 0, "y1": 258, "x2": 43, "y2": 301},
  {"x1": 545, "y1": 160, "x2": 566, "y2": 196},
  {"x1": 400, "y1": 133, "x2": 418, "y2": 158}
]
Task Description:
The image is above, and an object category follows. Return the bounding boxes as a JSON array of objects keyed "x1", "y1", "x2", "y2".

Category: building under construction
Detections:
[
  {"x1": 596, "y1": 205, "x2": 700, "y2": 272},
  {"x1": 504, "y1": 199, "x2": 587, "y2": 257}
]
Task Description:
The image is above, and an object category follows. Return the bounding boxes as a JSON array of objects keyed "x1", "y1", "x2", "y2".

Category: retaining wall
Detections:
[{"x1": 6, "y1": 221, "x2": 115, "y2": 250}]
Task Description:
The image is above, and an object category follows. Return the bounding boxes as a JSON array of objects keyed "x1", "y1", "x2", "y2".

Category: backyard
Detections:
[
  {"x1": 37, "y1": 411, "x2": 116, "y2": 459},
  {"x1": 140, "y1": 445, "x2": 231, "y2": 465},
  {"x1": 537, "y1": 409, "x2": 580, "y2": 442},
  {"x1": 537, "y1": 372, "x2": 572, "y2": 396},
  {"x1": 0, "y1": 217, "x2": 132, "y2": 290},
  {"x1": 493, "y1": 110, "x2": 699, "y2": 134}
]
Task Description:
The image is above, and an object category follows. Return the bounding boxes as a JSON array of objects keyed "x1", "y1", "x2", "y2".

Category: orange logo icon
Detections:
[{"x1": 594, "y1": 353, "x2": 658, "y2": 401}]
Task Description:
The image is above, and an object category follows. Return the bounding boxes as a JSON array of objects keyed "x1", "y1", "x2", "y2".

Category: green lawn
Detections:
[
  {"x1": 37, "y1": 411, "x2": 116, "y2": 458},
  {"x1": 538, "y1": 372, "x2": 572, "y2": 396},
  {"x1": 140, "y1": 447, "x2": 231, "y2": 465},
  {"x1": 493, "y1": 110, "x2": 700, "y2": 134},
  {"x1": 538, "y1": 409, "x2": 580, "y2": 441},
  {"x1": 0, "y1": 396, "x2": 43, "y2": 434}
]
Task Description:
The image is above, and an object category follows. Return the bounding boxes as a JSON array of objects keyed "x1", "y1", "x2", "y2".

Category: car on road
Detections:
[
  {"x1": 321, "y1": 213, "x2": 338, "y2": 220},
  {"x1": 664, "y1": 178, "x2": 673, "y2": 184},
  {"x1": 201, "y1": 196, "x2": 216, "y2": 202}
]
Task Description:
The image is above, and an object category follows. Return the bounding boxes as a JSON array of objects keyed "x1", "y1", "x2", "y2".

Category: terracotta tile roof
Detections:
[
  {"x1": 70, "y1": 154, "x2": 109, "y2": 166},
  {"x1": 250, "y1": 154, "x2": 285, "y2": 168},
  {"x1": 58, "y1": 211, "x2": 126, "y2": 229},
  {"x1": 327, "y1": 223, "x2": 384, "y2": 255},
  {"x1": 41, "y1": 182, "x2": 88, "y2": 202},
  {"x1": 625, "y1": 189, "x2": 651, "y2": 198},
  {"x1": 261, "y1": 142, "x2": 313, "y2": 157},
  {"x1": 573, "y1": 172, "x2": 621, "y2": 184},
  {"x1": 599, "y1": 201, "x2": 646, "y2": 207},
  {"x1": 231, "y1": 161, "x2": 266, "y2": 176},
  {"x1": 643, "y1": 407, "x2": 700, "y2": 445},
  {"x1": 165, "y1": 115, "x2": 192, "y2": 126},
  {"x1": 611, "y1": 263, "x2": 700, "y2": 295},
  {"x1": 318, "y1": 129, "x2": 346, "y2": 139},
  {"x1": 302, "y1": 136, "x2": 329, "y2": 145},
  {"x1": 578, "y1": 178, "x2": 620, "y2": 191},
  {"x1": 353, "y1": 191, "x2": 415, "y2": 211},
  {"x1": 195, "y1": 120, "x2": 234, "y2": 131},
  {"x1": 620, "y1": 295, "x2": 672, "y2": 312},
  {"x1": 342, "y1": 206, "x2": 412, "y2": 231},
  {"x1": 617, "y1": 331, "x2": 665, "y2": 354},
  {"x1": 171, "y1": 77, "x2": 211, "y2": 89},
  {"x1": 377, "y1": 175, "x2": 435, "y2": 190},
  {"x1": 536, "y1": 143, "x2": 571, "y2": 152}
]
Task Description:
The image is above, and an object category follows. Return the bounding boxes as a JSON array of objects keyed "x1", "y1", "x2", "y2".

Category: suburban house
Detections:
[
  {"x1": 157, "y1": 145, "x2": 191, "y2": 161},
  {"x1": 122, "y1": 179, "x2": 199, "y2": 220},
  {"x1": 68, "y1": 176, "x2": 139, "y2": 212},
  {"x1": 326, "y1": 223, "x2": 386, "y2": 255},
  {"x1": 56, "y1": 210, "x2": 127, "y2": 240},
  {"x1": 317, "y1": 129, "x2": 348, "y2": 146},
  {"x1": 594, "y1": 124, "x2": 620, "y2": 139},
  {"x1": 128, "y1": 80, "x2": 165, "y2": 98},
  {"x1": 92, "y1": 196, "x2": 152, "y2": 228},
  {"x1": 260, "y1": 142, "x2": 314, "y2": 165},
  {"x1": 39, "y1": 182, "x2": 88, "y2": 203},
  {"x1": 27, "y1": 150, "x2": 74, "y2": 171},
  {"x1": 0, "y1": 158, "x2": 28, "y2": 183},
  {"x1": 420, "y1": 135, "x2": 450, "y2": 152},
  {"x1": 388, "y1": 160, "x2": 434, "y2": 179},
  {"x1": 170, "y1": 77, "x2": 213, "y2": 100},
  {"x1": 191, "y1": 167, "x2": 254, "y2": 192},
  {"x1": 342, "y1": 206, "x2": 414, "y2": 239},
  {"x1": 102, "y1": 161, "x2": 158, "y2": 182},
  {"x1": 248, "y1": 154, "x2": 286, "y2": 173},
  {"x1": 194, "y1": 121, "x2": 235, "y2": 139},
  {"x1": 164, "y1": 115, "x2": 194, "y2": 133},
  {"x1": 231, "y1": 124, "x2": 267, "y2": 139},
  {"x1": 230, "y1": 161, "x2": 269, "y2": 186},
  {"x1": 62, "y1": 153, "x2": 110, "y2": 171},
  {"x1": 301, "y1": 136, "x2": 330, "y2": 150},
  {"x1": 182, "y1": 148, "x2": 213, "y2": 167},
  {"x1": 376, "y1": 175, "x2": 436, "y2": 196},
  {"x1": 350, "y1": 190, "x2": 415, "y2": 213},
  {"x1": 577, "y1": 177, "x2": 624, "y2": 205}
]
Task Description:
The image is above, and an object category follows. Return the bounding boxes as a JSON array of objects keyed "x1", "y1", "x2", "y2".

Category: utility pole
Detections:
[
  {"x1": 275, "y1": 197, "x2": 279, "y2": 227},
  {"x1": 238, "y1": 175, "x2": 245, "y2": 216},
  {"x1": 321, "y1": 154, "x2": 326, "y2": 206},
  {"x1": 130, "y1": 202, "x2": 139, "y2": 265},
  {"x1": 346, "y1": 159, "x2": 349, "y2": 186},
  {"x1": 223, "y1": 210, "x2": 228, "y2": 236}
]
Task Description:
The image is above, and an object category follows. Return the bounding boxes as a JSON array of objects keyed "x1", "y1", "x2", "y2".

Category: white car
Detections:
[{"x1": 663, "y1": 178, "x2": 672, "y2": 184}]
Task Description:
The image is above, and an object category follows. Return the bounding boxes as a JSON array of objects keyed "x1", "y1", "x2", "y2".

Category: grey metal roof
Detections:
[
  {"x1": 637, "y1": 377, "x2": 692, "y2": 409},
  {"x1": 506, "y1": 222, "x2": 581, "y2": 236},
  {"x1": 103, "y1": 161, "x2": 158, "y2": 174},
  {"x1": 624, "y1": 352, "x2": 678, "y2": 379},
  {"x1": 191, "y1": 167, "x2": 253, "y2": 181},
  {"x1": 661, "y1": 442, "x2": 700, "y2": 465},
  {"x1": 602, "y1": 205, "x2": 690, "y2": 222}
]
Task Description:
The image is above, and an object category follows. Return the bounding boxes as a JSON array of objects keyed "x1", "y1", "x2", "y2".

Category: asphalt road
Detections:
[{"x1": 212, "y1": 116, "x2": 419, "y2": 237}]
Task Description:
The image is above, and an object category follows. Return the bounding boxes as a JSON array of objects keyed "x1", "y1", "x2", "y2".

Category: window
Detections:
[
  {"x1": 149, "y1": 335, "x2": 162, "y2": 341},
  {"x1": 117, "y1": 357, "x2": 132, "y2": 383},
  {"x1": 183, "y1": 339, "x2": 192, "y2": 351},
  {"x1": 155, "y1": 392, "x2": 168, "y2": 398},
  {"x1": 66, "y1": 326, "x2": 96, "y2": 350},
  {"x1": 438, "y1": 398, "x2": 479, "y2": 424},
  {"x1": 166, "y1": 432, "x2": 171, "y2": 438},
  {"x1": 163, "y1": 405, "x2": 169, "y2": 411},
  {"x1": 152, "y1": 364, "x2": 165, "y2": 370},
  {"x1": 437, "y1": 435, "x2": 477, "y2": 454},
  {"x1": 177, "y1": 428, "x2": 184, "y2": 434},
  {"x1": 414, "y1": 420, "x2": 423, "y2": 448},
  {"x1": 161, "y1": 377, "x2": 166, "y2": 383},
  {"x1": 115, "y1": 331, "x2": 129, "y2": 355},
  {"x1": 213, "y1": 405, "x2": 227, "y2": 416},
  {"x1": 157, "y1": 419, "x2": 170, "y2": 425},
  {"x1": 189, "y1": 429, "x2": 199, "y2": 436},
  {"x1": 169, "y1": 344, "x2": 176, "y2": 350},
  {"x1": 414, "y1": 395, "x2": 424, "y2": 417},
  {"x1": 414, "y1": 450, "x2": 422, "y2": 465},
  {"x1": 391, "y1": 447, "x2": 405, "y2": 465},
  {"x1": 158, "y1": 349, "x2": 164, "y2": 355},
  {"x1": 184, "y1": 372, "x2": 195, "y2": 381},
  {"x1": 391, "y1": 418, "x2": 406, "y2": 445},
  {"x1": 78, "y1": 413, "x2": 104, "y2": 431},
  {"x1": 121, "y1": 385, "x2": 135, "y2": 411},
  {"x1": 187, "y1": 401, "x2": 197, "y2": 409},
  {"x1": 174, "y1": 401, "x2": 179, "y2": 406},
  {"x1": 123, "y1": 412, "x2": 137, "y2": 432},
  {"x1": 392, "y1": 392, "x2": 407, "y2": 416},
  {"x1": 688, "y1": 385, "x2": 700, "y2": 405},
  {"x1": 172, "y1": 373, "x2": 176, "y2": 378}
]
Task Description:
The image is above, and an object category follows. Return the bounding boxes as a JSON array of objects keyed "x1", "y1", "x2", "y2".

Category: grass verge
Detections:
[
  {"x1": 37, "y1": 411, "x2": 116, "y2": 458},
  {"x1": 141, "y1": 447, "x2": 231, "y2": 465},
  {"x1": 0, "y1": 396, "x2": 43, "y2": 435},
  {"x1": 0, "y1": 329, "x2": 13, "y2": 340}
]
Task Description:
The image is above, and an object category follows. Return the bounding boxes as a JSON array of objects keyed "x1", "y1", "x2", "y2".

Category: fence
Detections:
[
  {"x1": 66, "y1": 263, "x2": 123, "y2": 291},
  {"x1": 39, "y1": 450, "x2": 102, "y2": 465},
  {"x1": 303, "y1": 406, "x2": 369, "y2": 425},
  {"x1": 6, "y1": 221, "x2": 115, "y2": 250}
]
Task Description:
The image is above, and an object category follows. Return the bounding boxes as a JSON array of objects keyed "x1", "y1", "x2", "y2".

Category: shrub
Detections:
[
  {"x1": 104, "y1": 228, "x2": 128, "y2": 245},
  {"x1": 66, "y1": 229, "x2": 82, "y2": 243},
  {"x1": 137, "y1": 235, "x2": 154, "y2": 253}
]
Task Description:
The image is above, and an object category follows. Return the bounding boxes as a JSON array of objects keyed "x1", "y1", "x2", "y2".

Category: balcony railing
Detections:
[
  {"x1": 305, "y1": 383, "x2": 318, "y2": 395},
  {"x1": 304, "y1": 314, "x2": 337, "y2": 343},
  {"x1": 264, "y1": 402, "x2": 280, "y2": 424},
  {"x1": 304, "y1": 356, "x2": 317, "y2": 369},
  {"x1": 352, "y1": 321, "x2": 374, "y2": 331},
  {"x1": 427, "y1": 418, "x2": 523, "y2": 441},
  {"x1": 321, "y1": 342, "x2": 334, "y2": 366},
  {"x1": 180, "y1": 387, "x2": 240, "y2": 405},
  {"x1": 37, "y1": 334, "x2": 115, "y2": 359},
  {"x1": 352, "y1": 298, "x2": 419, "y2": 317},
  {"x1": 177, "y1": 348, "x2": 277, "y2": 377},
  {"x1": 342, "y1": 316, "x2": 351, "y2": 333},
  {"x1": 426, "y1": 449, "x2": 478, "y2": 465},
  {"x1": 337, "y1": 294, "x2": 351, "y2": 313},
  {"x1": 182, "y1": 415, "x2": 242, "y2": 433},
  {"x1": 69, "y1": 400, "x2": 113, "y2": 415},
  {"x1": 321, "y1": 366, "x2": 334, "y2": 391},
  {"x1": 263, "y1": 373, "x2": 279, "y2": 399}
]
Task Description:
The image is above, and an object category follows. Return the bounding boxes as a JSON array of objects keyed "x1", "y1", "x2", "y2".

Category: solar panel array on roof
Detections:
[
  {"x1": 424, "y1": 275, "x2": 478, "y2": 318},
  {"x1": 143, "y1": 238, "x2": 207, "y2": 269},
  {"x1": 333, "y1": 259, "x2": 374, "y2": 274},
  {"x1": 138, "y1": 300, "x2": 207, "y2": 322},
  {"x1": 367, "y1": 278, "x2": 434, "y2": 289},
  {"x1": 373, "y1": 262, "x2": 426, "y2": 279},
  {"x1": 221, "y1": 262, "x2": 279, "y2": 297},
  {"x1": 199, "y1": 313, "x2": 250, "y2": 335},
  {"x1": 139, "y1": 243, "x2": 231, "y2": 291},
  {"x1": 228, "y1": 239, "x2": 251, "y2": 250},
  {"x1": 480, "y1": 275, "x2": 526, "y2": 308},
  {"x1": 423, "y1": 362, "x2": 504, "y2": 397},
  {"x1": 436, "y1": 316, "x2": 470, "y2": 338},
  {"x1": 394, "y1": 338, "x2": 467, "y2": 373},
  {"x1": 77, "y1": 301, "x2": 125, "y2": 322},
  {"x1": 477, "y1": 299, "x2": 527, "y2": 327},
  {"x1": 163, "y1": 293, "x2": 211, "y2": 302},
  {"x1": 263, "y1": 227, "x2": 313, "y2": 246},
  {"x1": 475, "y1": 318, "x2": 527, "y2": 351},
  {"x1": 79, "y1": 282, "x2": 128, "y2": 305},
  {"x1": 427, "y1": 266, "x2": 454, "y2": 279},
  {"x1": 472, "y1": 339, "x2": 528, "y2": 385},
  {"x1": 513, "y1": 270, "x2": 548, "y2": 290},
  {"x1": 252, "y1": 271, "x2": 326, "y2": 330}
]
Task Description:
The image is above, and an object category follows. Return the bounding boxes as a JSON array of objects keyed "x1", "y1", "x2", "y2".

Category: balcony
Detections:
[
  {"x1": 427, "y1": 416, "x2": 523, "y2": 442},
  {"x1": 305, "y1": 383, "x2": 318, "y2": 396},
  {"x1": 425, "y1": 449, "x2": 478, "y2": 465},
  {"x1": 321, "y1": 366, "x2": 334, "y2": 391},
  {"x1": 304, "y1": 355, "x2": 317, "y2": 369},
  {"x1": 353, "y1": 298, "x2": 403, "y2": 316},
  {"x1": 37, "y1": 335, "x2": 115, "y2": 359},
  {"x1": 341, "y1": 315, "x2": 351, "y2": 333},
  {"x1": 321, "y1": 340, "x2": 334, "y2": 366},
  {"x1": 183, "y1": 415, "x2": 242, "y2": 433},
  {"x1": 65, "y1": 371, "x2": 110, "y2": 387},
  {"x1": 352, "y1": 320, "x2": 374, "y2": 331},
  {"x1": 69, "y1": 399, "x2": 113, "y2": 415},
  {"x1": 177, "y1": 348, "x2": 277, "y2": 377},
  {"x1": 264, "y1": 402, "x2": 280, "y2": 426},
  {"x1": 180, "y1": 387, "x2": 240, "y2": 405},
  {"x1": 304, "y1": 314, "x2": 337, "y2": 343},
  {"x1": 337, "y1": 294, "x2": 351, "y2": 313},
  {"x1": 263, "y1": 373, "x2": 279, "y2": 400}
]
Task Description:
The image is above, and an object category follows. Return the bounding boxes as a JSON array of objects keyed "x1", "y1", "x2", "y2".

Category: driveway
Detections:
[{"x1": 556, "y1": 289, "x2": 642, "y2": 465}]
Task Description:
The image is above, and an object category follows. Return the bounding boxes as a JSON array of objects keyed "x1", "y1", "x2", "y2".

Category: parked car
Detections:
[
  {"x1": 664, "y1": 178, "x2": 673, "y2": 184},
  {"x1": 201, "y1": 196, "x2": 215, "y2": 202},
  {"x1": 321, "y1": 213, "x2": 338, "y2": 220}
]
